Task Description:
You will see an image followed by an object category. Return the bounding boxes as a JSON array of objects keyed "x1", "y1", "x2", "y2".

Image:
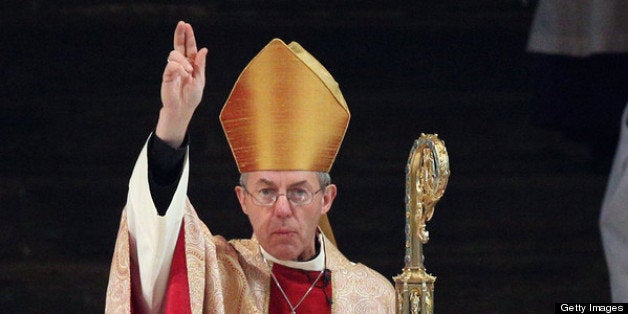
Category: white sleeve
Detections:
[{"x1": 126, "y1": 134, "x2": 190, "y2": 313}]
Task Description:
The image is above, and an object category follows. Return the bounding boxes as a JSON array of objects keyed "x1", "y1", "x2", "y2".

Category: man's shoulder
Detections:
[
  {"x1": 344, "y1": 262, "x2": 394, "y2": 290},
  {"x1": 326, "y1": 243, "x2": 394, "y2": 292},
  {"x1": 329, "y1": 256, "x2": 395, "y2": 311},
  {"x1": 227, "y1": 238, "x2": 260, "y2": 257}
]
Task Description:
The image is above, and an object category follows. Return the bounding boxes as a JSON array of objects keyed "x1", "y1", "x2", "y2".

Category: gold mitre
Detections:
[{"x1": 220, "y1": 38, "x2": 350, "y2": 173}]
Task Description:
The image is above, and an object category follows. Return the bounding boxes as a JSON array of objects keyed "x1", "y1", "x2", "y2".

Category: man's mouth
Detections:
[{"x1": 272, "y1": 229, "x2": 296, "y2": 236}]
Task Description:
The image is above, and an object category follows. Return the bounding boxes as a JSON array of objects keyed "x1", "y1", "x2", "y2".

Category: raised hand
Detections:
[{"x1": 156, "y1": 21, "x2": 208, "y2": 148}]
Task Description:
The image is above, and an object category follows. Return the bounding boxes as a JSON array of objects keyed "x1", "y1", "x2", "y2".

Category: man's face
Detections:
[{"x1": 235, "y1": 171, "x2": 336, "y2": 261}]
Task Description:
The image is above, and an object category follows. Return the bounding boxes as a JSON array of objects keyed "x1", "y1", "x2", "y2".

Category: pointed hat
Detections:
[{"x1": 220, "y1": 39, "x2": 350, "y2": 173}]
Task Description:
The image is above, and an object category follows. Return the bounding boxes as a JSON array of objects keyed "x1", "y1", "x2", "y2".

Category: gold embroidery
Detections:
[
  {"x1": 105, "y1": 211, "x2": 131, "y2": 314},
  {"x1": 106, "y1": 201, "x2": 395, "y2": 313}
]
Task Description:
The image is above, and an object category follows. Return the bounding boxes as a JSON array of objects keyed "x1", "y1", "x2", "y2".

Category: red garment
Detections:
[
  {"x1": 268, "y1": 263, "x2": 332, "y2": 314},
  {"x1": 163, "y1": 224, "x2": 192, "y2": 314},
  {"x1": 131, "y1": 224, "x2": 192, "y2": 314}
]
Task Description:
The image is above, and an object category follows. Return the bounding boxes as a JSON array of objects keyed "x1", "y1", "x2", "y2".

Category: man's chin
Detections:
[{"x1": 266, "y1": 243, "x2": 300, "y2": 261}]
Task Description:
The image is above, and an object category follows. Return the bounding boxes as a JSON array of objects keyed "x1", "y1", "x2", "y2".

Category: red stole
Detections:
[
  {"x1": 131, "y1": 224, "x2": 192, "y2": 314},
  {"x1": 269, "y1": 263, "x2": 332, "y2": 314},
  {"x1": 163, "y1": 224, "x2": 192, "y2": 314}
]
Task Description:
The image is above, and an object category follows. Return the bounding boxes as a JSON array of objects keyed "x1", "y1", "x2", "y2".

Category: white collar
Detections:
[{"x1": 259, "y1": 233, "x2": 325, "y2": 271}]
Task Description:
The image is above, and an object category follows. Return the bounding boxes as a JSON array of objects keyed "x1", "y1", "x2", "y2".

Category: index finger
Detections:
[
  {"x1": 173, "y1": 21, "x2": 198, "y2": 58},
  {"x1": 173, "y1": 21, "x2": 187, "y2": 55}
]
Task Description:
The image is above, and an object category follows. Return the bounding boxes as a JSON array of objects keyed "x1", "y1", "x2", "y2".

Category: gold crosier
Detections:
[{"x1": 393, "y1": 134, "x2": 449, "y2": 314}]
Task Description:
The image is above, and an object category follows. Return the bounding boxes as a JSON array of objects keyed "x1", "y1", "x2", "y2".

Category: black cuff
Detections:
[
  {"x1": 147, "y1": 133, "x2": 188, "y2": 216},
  {"x1": 148, "y1": 134, "x2": 187, "y2": 185}
]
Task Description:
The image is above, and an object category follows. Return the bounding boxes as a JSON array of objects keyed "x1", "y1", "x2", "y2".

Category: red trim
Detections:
[{"x1": 164, "y1": 223, "x2": 192, "y2": 314}]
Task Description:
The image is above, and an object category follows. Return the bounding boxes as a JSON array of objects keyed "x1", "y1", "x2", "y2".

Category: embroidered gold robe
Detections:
[
  {"x1": 106, "y1": 203, "x2": 395, "y2": 313},
  {"x1": 104, "y1": 140, "x2": 395, "y2": 313}
]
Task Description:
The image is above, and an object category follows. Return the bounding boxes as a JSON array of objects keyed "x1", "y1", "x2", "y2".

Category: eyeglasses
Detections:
[{"x1": 243, "y1": 187, "x2": 323, "y2": 206}]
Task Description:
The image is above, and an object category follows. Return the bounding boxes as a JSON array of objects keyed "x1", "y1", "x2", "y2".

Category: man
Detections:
[{"x1": 105, "y1": 21, "x2": 395, "y2": 313}]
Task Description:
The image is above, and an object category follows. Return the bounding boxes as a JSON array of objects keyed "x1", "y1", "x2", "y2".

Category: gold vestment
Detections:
[{"x1": 105, "y1": 201, "x2": 395, "y2": 313}]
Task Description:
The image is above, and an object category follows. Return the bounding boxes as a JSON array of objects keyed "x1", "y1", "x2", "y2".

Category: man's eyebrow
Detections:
[
  {"x1": 254, "y1": 178, "x2": 310, "y2": 188},
  {"x1": 288, "y1": 180, "x2": 309, "y2": 188},
  {"x1": 255, "y1": 178, "x2": 276, "y2": 187}
]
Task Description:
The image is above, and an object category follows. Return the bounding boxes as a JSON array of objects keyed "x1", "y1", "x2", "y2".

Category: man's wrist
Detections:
[{"x1": 155, "y1": 108, "x2": 193, "y2": 148}]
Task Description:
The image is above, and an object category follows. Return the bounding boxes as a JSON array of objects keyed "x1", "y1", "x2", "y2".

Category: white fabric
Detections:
[
  {"x1": 527, "y1": 0, "x2": 628, "y2": 56},
  {"x1": 600, "y1": 103, "x2": 628, "y2": 302},
  {"x1": 126, "y1": 135, "x2": 189, "y2": 313},
  {"x1": 259, "y1": 233, "x2": 326, "y2": 271}
]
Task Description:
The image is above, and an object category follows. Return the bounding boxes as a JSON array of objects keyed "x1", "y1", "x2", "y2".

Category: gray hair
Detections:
[{"x1": 239, "y1": 172, "x2": 331, "y2": 188}]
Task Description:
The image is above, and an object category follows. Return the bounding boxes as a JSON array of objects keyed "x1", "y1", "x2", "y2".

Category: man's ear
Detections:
[
  {"x1": 235, "y1": 186, "x2": 249, "y2": 215},
  {"x1": 321, "y1": 184, "x2": 337, "y2": 215}
]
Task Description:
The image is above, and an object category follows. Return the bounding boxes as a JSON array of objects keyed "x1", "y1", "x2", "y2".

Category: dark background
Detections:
[{"x1": 0, "y1": 1, "x2": 615, "y2": 312}]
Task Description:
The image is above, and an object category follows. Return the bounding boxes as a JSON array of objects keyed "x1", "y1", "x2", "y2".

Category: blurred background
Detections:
[{"x1": 1, "y1": 1, "x2": 623, "y2": 312}]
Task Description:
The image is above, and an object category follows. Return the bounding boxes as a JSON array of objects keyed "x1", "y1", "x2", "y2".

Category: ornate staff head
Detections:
[{"x1": 395, "y1": 133, "x2": 450, "y2": 314}]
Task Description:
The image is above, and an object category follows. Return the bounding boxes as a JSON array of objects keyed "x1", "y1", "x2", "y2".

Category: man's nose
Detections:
[{"x1": 273, "y1": 194, "x2": 292, "y2": 217}]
